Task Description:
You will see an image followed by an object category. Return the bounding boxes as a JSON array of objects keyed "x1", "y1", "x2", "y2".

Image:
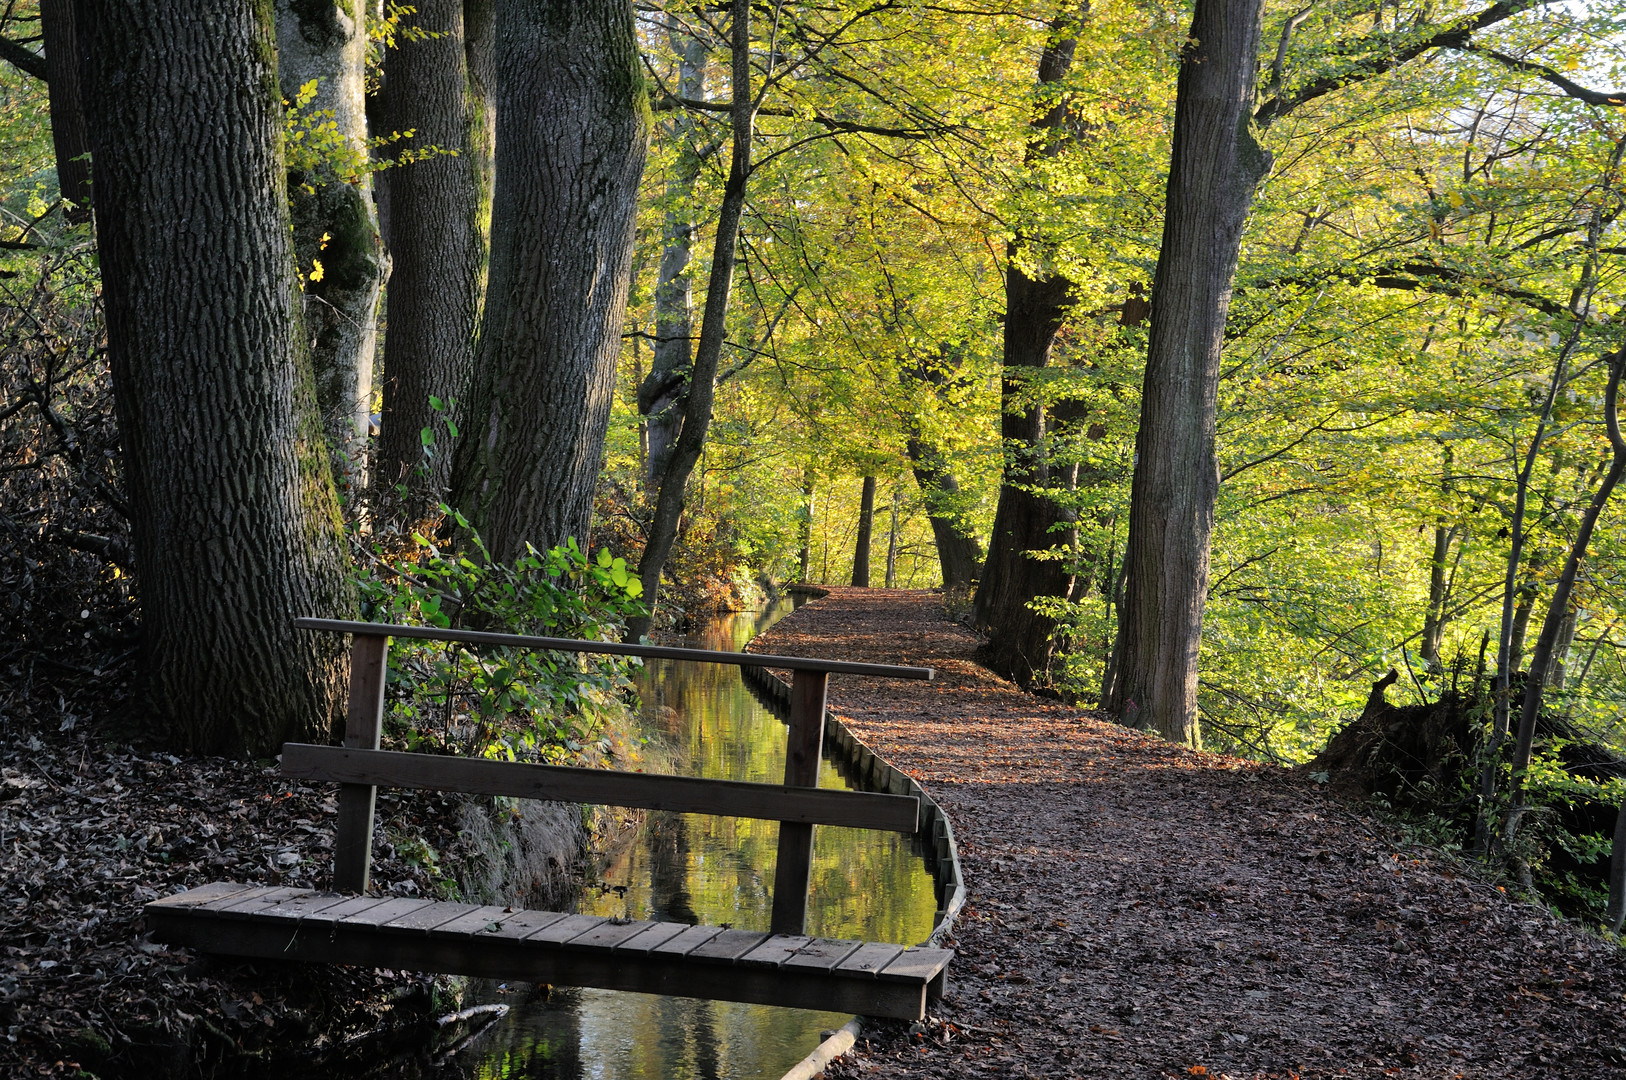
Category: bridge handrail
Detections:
[
  {"x1": 294, "y1": 617, "x2": 935, "y2": 680},
  {"x1": 294, "y1": 614, "x2": 921, "y2": 934}
]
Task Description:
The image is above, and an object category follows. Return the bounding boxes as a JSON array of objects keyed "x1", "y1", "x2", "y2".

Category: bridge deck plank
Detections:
[{"x1": 146, "y1": 883, "x2": 951, "y2": 1021}]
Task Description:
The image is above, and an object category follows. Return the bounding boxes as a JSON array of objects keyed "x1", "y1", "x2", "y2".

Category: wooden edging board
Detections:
[
  {"x1": 281, "y1": 744, "x2": 920, "y2": 832},
  {"x1": 293, "y1": 618, "x2": 935, "y2": 681},
  {"x1": 737, "y1": 659, "x2": 968, "y2": 947}
]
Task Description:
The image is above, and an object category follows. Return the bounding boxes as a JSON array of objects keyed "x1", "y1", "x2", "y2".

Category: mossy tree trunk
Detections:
[
  {"x1": 78, "y1": 0, "x2": 354, "y2": 756},
  {"x1": 275, "y1": 0, "x2": 387, "y2": 494},
  {"x1": 449, "y1": 0, "x2": 649, "y2": 562},
  {"x1": 373, "y1": 0, "x2": 494, "y2": 512}
]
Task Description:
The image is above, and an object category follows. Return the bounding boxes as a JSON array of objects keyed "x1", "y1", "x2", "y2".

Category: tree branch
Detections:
[
  {"x1": 0, "y1": 35, "x2": 46, "y2": 82},
  {"x1": 1254, "y1": 0, "x2": 1536, "y2": 129},
  {"x1": 652, "y1": 92, "x2": 945, "y2": 139},
  {"x1": 1458, "y1": 44, "x2": 1626, "y2": 107}
]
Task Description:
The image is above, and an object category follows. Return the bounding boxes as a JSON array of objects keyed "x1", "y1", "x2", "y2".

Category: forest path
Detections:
[{"x1": 752, "y1": 588, "x2": 1626, "y2": 1080}]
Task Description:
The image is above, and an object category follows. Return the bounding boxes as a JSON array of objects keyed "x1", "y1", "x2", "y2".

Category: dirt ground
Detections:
[{"x1": 749, "y1": 587, "x2": 1626, "y2": 1080}]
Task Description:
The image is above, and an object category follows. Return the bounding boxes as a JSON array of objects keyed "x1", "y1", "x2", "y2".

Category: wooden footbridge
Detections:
[{"x1": 146, "y1": 620, "x2": 955, "y2": 1021}]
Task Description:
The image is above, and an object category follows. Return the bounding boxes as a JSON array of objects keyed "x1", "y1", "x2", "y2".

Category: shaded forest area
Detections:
[{"x1": 5, "y1": 0, "x2": 1626, "y2": 1070}]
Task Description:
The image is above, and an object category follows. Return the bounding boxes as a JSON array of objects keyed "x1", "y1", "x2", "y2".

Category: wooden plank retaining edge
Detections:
[
  {"x1": 281, "y1": 744, "x2": 919, "y2": 832},
  {"x1": 736, "y1": 660, "x2": 968, "y2": 949}
]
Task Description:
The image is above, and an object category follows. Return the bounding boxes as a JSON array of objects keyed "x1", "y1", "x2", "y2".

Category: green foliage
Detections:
[
  {"x1": 282, "y1": 78, "x2": 449, "y2": 196},
  {"x1": 356, "y1": 518, "x2": 647, "y2": 764}
]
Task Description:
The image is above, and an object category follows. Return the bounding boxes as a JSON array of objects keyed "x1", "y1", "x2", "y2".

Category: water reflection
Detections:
[{"x1": 461, "y1": 600, "x2": 938, "y2": 1079}]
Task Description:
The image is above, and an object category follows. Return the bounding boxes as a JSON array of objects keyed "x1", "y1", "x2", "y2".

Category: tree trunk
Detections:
[
  {"x1": 373, "y1": 0, "x2": 490, "y2": 512},
  {"x1": 797, "y1": 463, "x2": 815, "y2": 583},
  {"x1": 40, "y1": 0, "x2": 91, "y2": 223},
  {"x1": 970, "y1": 20, "x2": 1080, "y2": 688},
  {"x1": 885, "y1": 491, "x2": 900, "y2": 589},
  {"x1": 851, "y1": 476, "x2": 877, "y2": 587},
  {"x1": 276, "y1": 0, "x2": 387, "y2": 495},
  {"x1": 1105, "y1": 0, "x2": 1269, "y2": 745},
  {"x1": 78, "y1": 0, "x2": 354, "y2": 756},
  {"x1": 449, "y1": 0, "x2": 649, "y2": 562},
  {"x1": 1508, "y1": 576, "x2": 1539, "y2": 672},
  {"x1": 626, "y1": 0, "x2": 752, "y2": 641},
  {"x1": 1609, "y1": 799, "x2": 1626, "y2": 934},
  {"x1": 905, "y1": 436, "x2": 984, "y2": 591},
  {"x1": 1550, "y1": 606, "x2": 1581, "y2": 689},
  {"x1": 638, "y1": 22, "x2": 706, "y2": 491},
  {"x1": 973, "y1": 265, "x2": 1076, "y2": 686},
  {"x1": 1420, "y1": 445, "x2": 1456, "y2": 668}
]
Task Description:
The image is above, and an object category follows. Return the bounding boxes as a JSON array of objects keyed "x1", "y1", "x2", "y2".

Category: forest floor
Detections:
[
  {"x1": 749, "y1": 587, "x2": 1626, "y2": 1080},
  {"x1": 0, "y1": 658, "x2": 509, "y2": 1079}
]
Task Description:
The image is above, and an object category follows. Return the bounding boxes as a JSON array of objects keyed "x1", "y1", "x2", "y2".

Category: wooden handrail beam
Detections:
[
  {"x1": 294, "y1": 618, "x2": 935, "y2": 680},
  {"x1": 281, "y1": 744, "x2": 921, "y2": 832}
]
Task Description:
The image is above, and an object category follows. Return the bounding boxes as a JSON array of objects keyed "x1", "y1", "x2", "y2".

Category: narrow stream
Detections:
[{"x1": 456, "y1": 599, "x2": 939, "y2": 1080}]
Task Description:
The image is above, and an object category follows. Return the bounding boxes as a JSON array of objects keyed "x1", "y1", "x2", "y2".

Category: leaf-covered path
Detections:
[{"x1": 750, "y1": 588, "x2": 1626, "y2": 1080}]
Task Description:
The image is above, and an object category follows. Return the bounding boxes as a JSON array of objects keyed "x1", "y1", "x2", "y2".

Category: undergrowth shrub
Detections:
[
  {"x1": 356, "y1": 515, "x2": 648, "y2": 765},
  {"x1": 0, "y1": 250, "x2": 135, "y2": 700}
]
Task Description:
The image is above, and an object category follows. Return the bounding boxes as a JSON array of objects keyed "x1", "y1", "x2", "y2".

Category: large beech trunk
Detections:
[
  {"x1": 373, "y1": 0, "x2": 493, "y2": 510},
  {"x1": 78, "y1": 0, "x2": 354, "y2": 755},
  {"x1": 973, "y1": 265, "x2": 1076, "y2": 686},
  {"x1": 276, "y1": 0, "x2": 386, "y2": 493},
  {"x1": 450, "y1": 0, "x2": 649, "y2": 562},
  {"x1": 1105, "y1": 0, "x2": 1269, "y2": 745},
  {"x1": 970, "y1": 22, "x2": 1080, "y2": 688}
]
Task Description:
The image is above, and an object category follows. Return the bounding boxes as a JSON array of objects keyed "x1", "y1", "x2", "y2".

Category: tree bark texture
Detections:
[
  {"x1": 970, "y1": 22, "x2": 1080, "y2": 687},
  {"x1": 637, "y1": 23, "x2": 706, "y2": 491},
  {"x1": 276, "y1": 0, "x2": 387, "y2": 493},
  {"x1": 78, "y1": 0, "x2": 354, "y2": 755},
  {"x1": 40, "y1": 0, "x2": 91, "y2": 222},
  {"x1": 851, "y1": 475, "x2": 877, "y2": 587},
  {"x1": 450, "y1": 0, "x2": 649, "y2": 562},
  {"x1": 1106, "y1": 0, "x2": 1270, "y2": 745},
  {"x1": 374, "y1": 0, "x2": 490, "y2": 511},
  {"x1": 973, "y1": 265, "x2": 1076, "y2": 686},
  {"x1": 627, "y1": 0, "x2": 751, "y2": 641}
]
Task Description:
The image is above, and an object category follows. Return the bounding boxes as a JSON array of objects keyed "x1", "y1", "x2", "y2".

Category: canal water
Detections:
[{"x1": 455, "y1": 599, "x2": 939, "y2": 1080}]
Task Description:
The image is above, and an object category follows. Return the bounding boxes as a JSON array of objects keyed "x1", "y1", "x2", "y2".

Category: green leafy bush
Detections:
[{"x1": 356, "y1": 516, "x2": 647, "y2": 764}]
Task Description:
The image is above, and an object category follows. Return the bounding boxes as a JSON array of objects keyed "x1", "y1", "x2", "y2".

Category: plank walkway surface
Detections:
[{"x1": 146, "y1": 882, "x2": 953, "y2": 1021}]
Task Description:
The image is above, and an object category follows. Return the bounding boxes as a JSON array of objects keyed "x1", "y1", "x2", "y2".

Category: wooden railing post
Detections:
[
  {"x1": 770, "y1": 668, "x2": 828, "y2": 934},
  {"x1": 333, "y1": 632, "x2": 389, "y2": 893}
]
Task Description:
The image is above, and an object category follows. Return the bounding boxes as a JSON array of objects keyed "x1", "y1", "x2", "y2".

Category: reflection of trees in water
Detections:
[
  {"x1": 456, "y1": 601, "x2": 934, "y2": 1079},
  {"x1": 646, "y1": 811, "x2": 699, "y2": 924},
  {"x1": 476, "y1": 986, "x2": 584, "y2": 1079}
]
